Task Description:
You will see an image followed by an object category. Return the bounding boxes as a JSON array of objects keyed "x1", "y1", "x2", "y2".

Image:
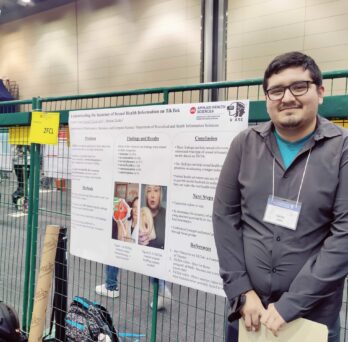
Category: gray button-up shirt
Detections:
[{"x1": 213, "y1": 115, "x2": 348, "y2": 326}]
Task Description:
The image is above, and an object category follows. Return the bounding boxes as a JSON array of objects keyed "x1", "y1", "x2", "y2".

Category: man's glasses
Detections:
[{"x1": 266, "y1": 81, "x2": 315, "y2": 101}]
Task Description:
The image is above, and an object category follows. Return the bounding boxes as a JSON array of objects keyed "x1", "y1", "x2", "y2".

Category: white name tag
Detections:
[{"x1": 263, "y1": 195, "x2": 301, "y2": 230}]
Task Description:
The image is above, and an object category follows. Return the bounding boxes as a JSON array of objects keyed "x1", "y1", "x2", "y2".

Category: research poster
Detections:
[{"x1": 69, "y1": 101, "x2": 249, "y2": 296}]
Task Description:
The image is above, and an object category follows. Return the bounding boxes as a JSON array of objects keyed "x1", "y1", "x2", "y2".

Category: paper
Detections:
[
  {"x1": 239, "y1": 318, "x2": 328, "y2": 342},
  {"x1": 30, "y1": 111, "x2": 60, "y2": 145},
  {"x1": 263, "y1": 196, "x2": 301, "y2": 230}
]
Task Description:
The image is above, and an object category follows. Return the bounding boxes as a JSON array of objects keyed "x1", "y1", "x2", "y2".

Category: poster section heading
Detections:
[{"x1": 69, "y1": 101, "x2": 249, "y2": 297}]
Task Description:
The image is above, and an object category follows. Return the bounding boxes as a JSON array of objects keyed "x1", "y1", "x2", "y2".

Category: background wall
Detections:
[
  {"x1": 1, "y1": 0, "x2": 348, "y2": 99},
  {"x1": 227, "y1": 0, "x2": 348, "y2": 82},
  {"x1": 0, "y1": 0, "x2": 201, "y2": 98}
]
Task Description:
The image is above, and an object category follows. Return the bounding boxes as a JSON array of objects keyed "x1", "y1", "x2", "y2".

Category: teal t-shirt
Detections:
[{"x1": 274, "y1": 129, "x2": 315, "y2": 169}]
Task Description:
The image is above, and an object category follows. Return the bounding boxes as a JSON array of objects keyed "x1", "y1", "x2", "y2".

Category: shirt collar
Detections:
[{"x1": 252, "y1": 115, "x2": 342, "y2": 141}]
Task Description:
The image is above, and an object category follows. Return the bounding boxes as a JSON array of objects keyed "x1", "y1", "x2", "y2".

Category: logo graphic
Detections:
[
  {"x1": 227, "y1": 102, "x2": 245, "y2": 118},
  {"x1": 190, "y1": 107, "x2": 196, "y2": 115}
]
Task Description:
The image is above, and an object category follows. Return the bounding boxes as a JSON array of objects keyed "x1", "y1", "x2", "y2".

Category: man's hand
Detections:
[
  {"x1": 240, "y1": 290, "x2": 265, "y2": 332},
  {"x1": 260, "y1": 303, "x2": 286, "y2": 336}
]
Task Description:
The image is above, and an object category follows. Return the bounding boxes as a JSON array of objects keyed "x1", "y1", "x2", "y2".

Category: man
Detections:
[{"x1": 213, "y1": 51, "x2": 348, "y2": 342}]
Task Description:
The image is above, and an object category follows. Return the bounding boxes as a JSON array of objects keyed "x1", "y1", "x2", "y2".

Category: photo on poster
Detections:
[
  {"x1": 139, "y1": 184, "x2": 167, "y2": 250},
  {"x1": 112, "y1": 182, "x2": 139, "y2": 244}
]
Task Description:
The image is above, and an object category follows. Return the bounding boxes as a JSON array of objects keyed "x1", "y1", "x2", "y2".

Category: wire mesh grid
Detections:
[{"x1": 0, "y1": 102, "x2": 31, "y2": 114}]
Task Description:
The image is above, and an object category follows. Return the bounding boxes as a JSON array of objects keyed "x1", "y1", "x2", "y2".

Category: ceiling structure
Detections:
[{"x1": 0, "y1": 0, "x2": 75, "y2": 24}]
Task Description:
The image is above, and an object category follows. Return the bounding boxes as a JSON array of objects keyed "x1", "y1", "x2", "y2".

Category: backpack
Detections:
[
  {"x1": 65, "y1": 296, "x2": 119, "y2": 342},
  {"x1": 0, "y1": 302, "x2": 21, "y2": 342}
]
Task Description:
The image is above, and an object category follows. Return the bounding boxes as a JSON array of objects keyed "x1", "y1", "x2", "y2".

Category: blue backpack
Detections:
[{"x1": 65, "y1": 296, "x2": 118, "y2": 342}]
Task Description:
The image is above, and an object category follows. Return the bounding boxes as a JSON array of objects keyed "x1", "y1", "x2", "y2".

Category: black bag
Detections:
[
  {"x1": 0, "y1": 302, "x2": 21, "y2": 342},
  {"x1": 65, "y1": 296, "x2": 119, "y2": 342}
]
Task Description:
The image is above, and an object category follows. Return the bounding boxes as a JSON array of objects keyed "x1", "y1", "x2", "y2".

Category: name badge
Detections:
[{"x1": 263, "y1": 195, "x2": 301, "y2": 230}]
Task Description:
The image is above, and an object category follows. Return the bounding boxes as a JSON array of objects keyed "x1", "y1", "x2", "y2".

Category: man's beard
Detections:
[
  {"x1": 279, "y1": 115, "x2": 302, "y2": 128},
  {"x1": 277, "y1": 107, "x2": 302, "y2": 128}
]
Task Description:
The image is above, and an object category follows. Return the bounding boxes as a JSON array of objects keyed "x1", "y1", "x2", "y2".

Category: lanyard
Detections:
[{"x1": 272, "y1": 148, "x2": 312, "y2": 206}]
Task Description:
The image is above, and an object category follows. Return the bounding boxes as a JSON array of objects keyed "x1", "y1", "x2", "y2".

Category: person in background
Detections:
[
  {"x1": 213, "y1": 51, "x2": 348, "y2": 342},
  {"x1": 138, "y1": 184, "x2": 172, "y2": 310},
  {"x1": 95, "y1": 265, "x2": 120, "y2": 298}
]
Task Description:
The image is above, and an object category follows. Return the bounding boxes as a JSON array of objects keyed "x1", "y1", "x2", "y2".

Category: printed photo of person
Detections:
[
  {"x1": 138, "y1": 184, "x2": 167, "y2": 249},
  {"x1": 112, "y1": 182, "x2": 139, "y2": 244}
]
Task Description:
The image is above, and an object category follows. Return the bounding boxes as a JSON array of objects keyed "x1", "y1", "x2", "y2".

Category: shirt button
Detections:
[
  {"x1": 272, "y1": 268, "x2": 277, "y2": 273},
  {"x1": 276, "y1": 236, "x2": 281, "y2": 241}
]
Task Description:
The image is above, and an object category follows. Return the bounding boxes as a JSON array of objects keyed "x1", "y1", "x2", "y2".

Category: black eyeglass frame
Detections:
[{"x1": 265, "y1": 80, "x2": 316, "y2": 101}]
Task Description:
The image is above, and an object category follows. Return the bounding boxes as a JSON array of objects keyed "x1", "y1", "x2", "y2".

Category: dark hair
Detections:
[
  {"x1": 129, "y1": 196, "x2": 138, "y2": 222},
  {"x1": 263, "y1": 51, "x2": 322, "y2": 92}
]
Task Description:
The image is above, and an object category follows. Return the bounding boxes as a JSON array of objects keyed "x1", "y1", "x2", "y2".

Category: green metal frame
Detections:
[
  {"x1": 21, "y1": 98, "x2": 42, "y2": 330},
  {"x1": 1, "y1": 70, "x2": 348, "y2": 128}
]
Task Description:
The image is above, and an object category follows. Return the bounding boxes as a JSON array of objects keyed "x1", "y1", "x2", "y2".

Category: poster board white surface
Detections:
[
  {"x1": 42, "y1": 128, "x2": 70, "y2": 179},
  {"x1": 69, "y1": 101, "x2": 249, "y2": 296},
  {"x1": 239, "y1": 318, "x2": 328, "y2": 342}
]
